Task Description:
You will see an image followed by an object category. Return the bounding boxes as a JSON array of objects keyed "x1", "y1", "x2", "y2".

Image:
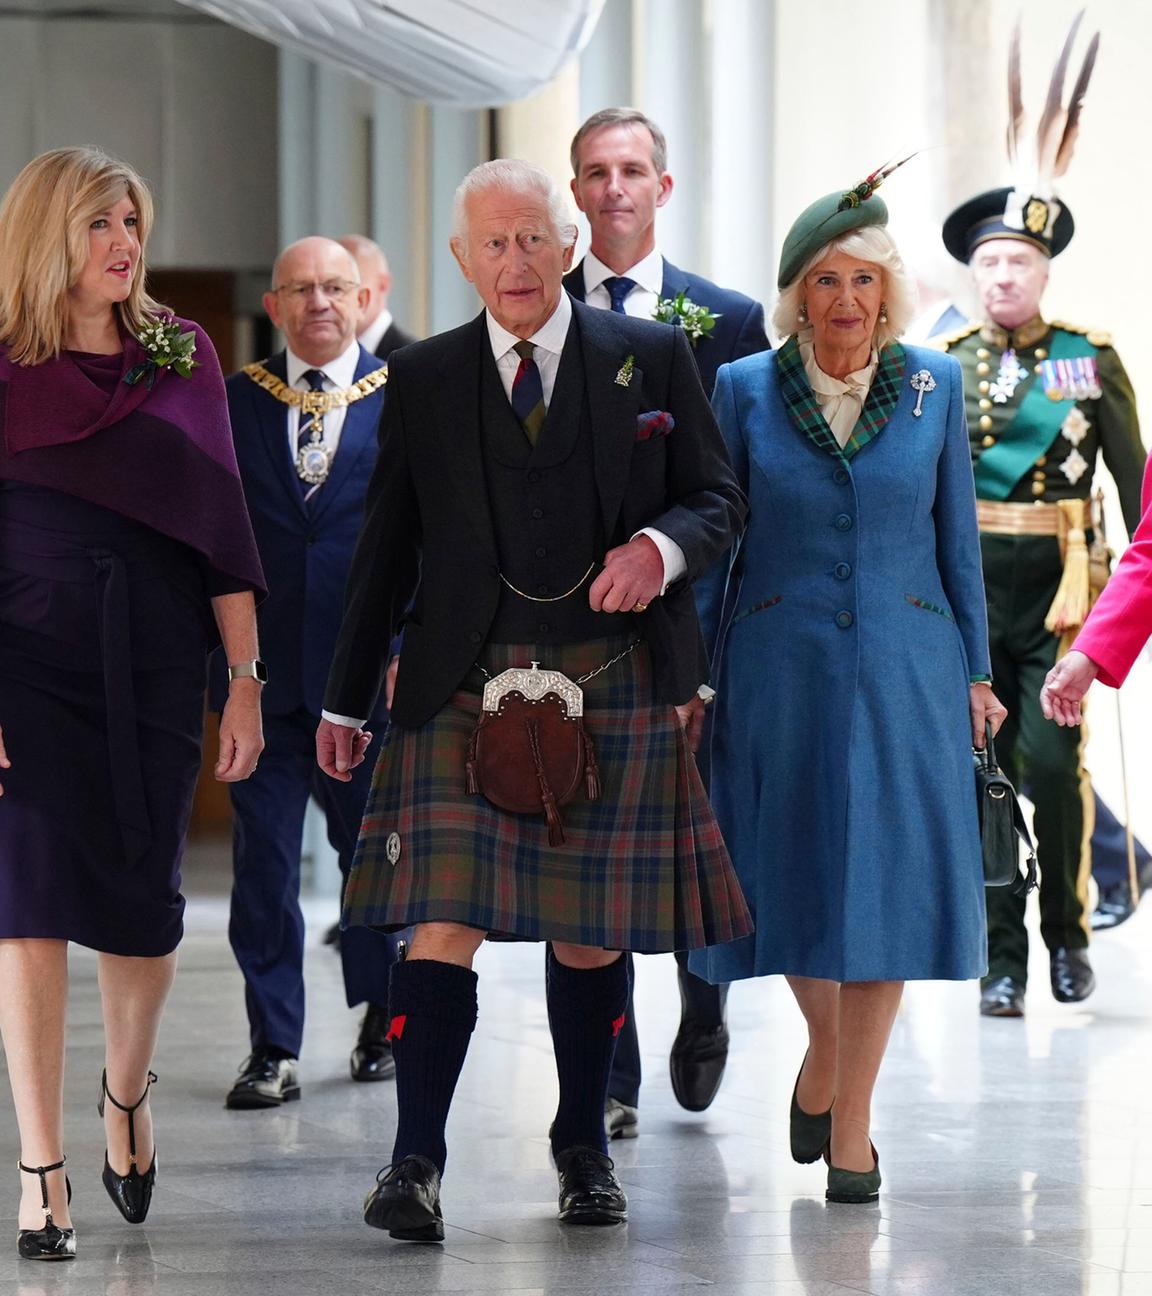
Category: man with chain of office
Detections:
[{"x1": 936, "y1": 17, "x2": 1145, "y2": 1018}]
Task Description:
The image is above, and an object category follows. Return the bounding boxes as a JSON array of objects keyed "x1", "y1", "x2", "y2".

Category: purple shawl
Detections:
[{"x1": 0, "y1": 317, "x2": 265, "y2": 598}]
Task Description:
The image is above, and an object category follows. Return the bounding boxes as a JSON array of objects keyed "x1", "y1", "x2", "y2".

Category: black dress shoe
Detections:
[
  {"x1": 555, "y1": 1146, "x2": 628, "y2": 1226},
  {"x1": 980, "y1": 976, "x2": 1025, "y2": 1017},
  {"x1": 1050, "y1": 947, "x2": 1095, "y2": 1003},
  {"x1": 363, "y1": 1155, "x2": 443, "y2": 1242},
  {"x1": 1092, "y1": 882, "x2": 1136, "y2": 932},
  {"x1": 351, "y1": 1004, "x2": 396, "y2": 1083},
  {"x1": 669, "y1": 962, "x2": 729, "y2": 1112},
  {"x1": 225, "y1": 1050, "x2": 300, "y2": 1109},
  {"x1": 669, "y1": 1022, "x2": 729, "y2": 1112}
]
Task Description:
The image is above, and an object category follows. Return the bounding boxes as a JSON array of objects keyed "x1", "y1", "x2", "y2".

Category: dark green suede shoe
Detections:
[
  {"x1": 789, "y1": 1056, "x2": 832, "y2": 1164},
  {"x1": 826, "y1": 1142, "x2": 880, "y2": 1204}
]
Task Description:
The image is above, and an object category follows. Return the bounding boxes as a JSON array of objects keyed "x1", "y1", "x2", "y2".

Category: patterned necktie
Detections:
[
  {"x1": 603, "y1": 276, "x2": 637, "y2": 314},
  {"x1": 510, "y1": 340, "x2": 545, "y2": 446},
  {"x1": 296, "y1": 368, "x2": 327, "y2": 496}
]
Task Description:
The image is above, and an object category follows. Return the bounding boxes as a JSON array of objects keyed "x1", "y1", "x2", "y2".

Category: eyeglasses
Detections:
[{"x1": 273, "y1": 279, "x2": 358, "y2": 301}]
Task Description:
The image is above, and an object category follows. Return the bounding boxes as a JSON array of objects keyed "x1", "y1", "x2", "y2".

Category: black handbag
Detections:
[{"x1": 974, "y1": 722, "x2": 1038, "y2": 894}]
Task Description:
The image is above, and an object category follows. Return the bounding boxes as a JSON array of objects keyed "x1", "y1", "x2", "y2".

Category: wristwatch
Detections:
[{"x1": 228, "y1": 659, "x2": 269, "y2": 684}]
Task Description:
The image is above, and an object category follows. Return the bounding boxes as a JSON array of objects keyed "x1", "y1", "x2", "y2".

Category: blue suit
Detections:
[
  {"x1": 209, "y1": 346, "x2": 395, "y2": 1057},
  {"x1": 563, "y1": 257, "x2": 770, "y2": 399}
]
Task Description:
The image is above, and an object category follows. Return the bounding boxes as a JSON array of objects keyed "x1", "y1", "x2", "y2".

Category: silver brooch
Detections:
[
  {"x1": 909, "y1": 369, "x2": 937, "y2": 417},
  {"x1": 386, "y1": 832, "x2": 401, "y2": 865}
]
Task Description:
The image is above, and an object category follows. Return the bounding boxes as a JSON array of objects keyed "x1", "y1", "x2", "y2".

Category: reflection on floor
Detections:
[{"x1": 1, "y1": 840, "x2": 1151, "y2": 1296}]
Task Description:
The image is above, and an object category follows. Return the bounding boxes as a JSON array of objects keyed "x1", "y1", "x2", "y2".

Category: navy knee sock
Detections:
[
  {"x1": 388, "y1": 958, "x2": 478, "y2": 1176},
  {"x1": 546, "y1": 947, "x2": 631, "y2": 1157}
]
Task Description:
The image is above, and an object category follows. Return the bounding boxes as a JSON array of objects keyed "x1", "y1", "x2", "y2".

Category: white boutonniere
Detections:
[
  {"x1": 615, "y1": 354, "x2": 635, "y2": 387},
  {"x1": 125, "y1": 317, "x2": 200, "y2": 388},
  {"x1": 653, "y1": 290, "x2": 721, "y2": 346}
]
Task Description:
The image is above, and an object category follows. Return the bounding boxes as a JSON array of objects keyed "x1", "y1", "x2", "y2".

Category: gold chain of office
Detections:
[{"x1": 241, "y1": 361, "x2": 389, "y2": 414}]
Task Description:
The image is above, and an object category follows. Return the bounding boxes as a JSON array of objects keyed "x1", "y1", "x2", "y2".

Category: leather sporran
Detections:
[
  {"x1": 465, "y1": 665, "x2": 600, "y2": 846},
  {"x1": 974, "y1": 722, "x2": 1038, "y2": 895}
]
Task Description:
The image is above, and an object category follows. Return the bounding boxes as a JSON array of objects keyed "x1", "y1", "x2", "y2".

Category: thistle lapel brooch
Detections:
[
  {"x1": 615, "y1": 354, "x2": 635, "y2": 387},
  {"x1": 909, "y1": 369, "x2": 937, "y2": 417}
]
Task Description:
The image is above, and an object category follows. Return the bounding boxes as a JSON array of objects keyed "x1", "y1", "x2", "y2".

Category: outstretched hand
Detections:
[{"x1": 1040, "y1": 650, "x2": 1099, "y2": 728}]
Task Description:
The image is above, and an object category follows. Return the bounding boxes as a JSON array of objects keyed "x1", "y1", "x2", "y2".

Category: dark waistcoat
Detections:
[{"x1": 480, "y1": 337, "x2": 631, "y2": 644}]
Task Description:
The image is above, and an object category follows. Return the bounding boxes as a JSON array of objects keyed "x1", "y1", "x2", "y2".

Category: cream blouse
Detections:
[{"x1": 798, "y1": 329, "x2": 878, "y2": 448}]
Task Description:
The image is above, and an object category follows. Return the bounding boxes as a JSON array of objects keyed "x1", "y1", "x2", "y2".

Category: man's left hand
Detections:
[
  {"x1": 589, "y1": 535, "x2": 663, "y2": 614},
  {"x1": 675, "y1": 695, "x2": 706, "y2": 753}
]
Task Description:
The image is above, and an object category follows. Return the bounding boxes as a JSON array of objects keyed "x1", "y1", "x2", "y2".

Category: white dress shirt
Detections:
[
  {"x1": 798, "y1": 329, "x2": 878, "y2": 447},
  {"x1": 285, "y1": 338, "x2": 362, "y2": 460},
  {"x1": 357, "y1": 308, "x2": 394, "y2": 357},
  {"x1": 581, "y1": 247, "x2": 664, "y2": 319}
]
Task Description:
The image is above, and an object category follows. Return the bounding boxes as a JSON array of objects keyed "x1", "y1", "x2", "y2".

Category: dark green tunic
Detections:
[{"x1": 944, "y1": 318, "x2": 1145, "y2": 983}]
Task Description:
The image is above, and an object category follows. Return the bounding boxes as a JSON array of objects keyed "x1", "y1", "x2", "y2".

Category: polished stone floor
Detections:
[{"x1": 1, "y1": 844, "x2": 1151, "y2": 1296}]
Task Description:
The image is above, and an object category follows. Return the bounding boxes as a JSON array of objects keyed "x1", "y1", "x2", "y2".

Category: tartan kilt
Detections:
[{"x1": 342, "y1": 635, "x2": 751, "y2": 952}]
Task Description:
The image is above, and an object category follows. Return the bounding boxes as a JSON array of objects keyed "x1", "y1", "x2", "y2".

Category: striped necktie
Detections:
[
  {"x1": 510, "y1": 340, "x2": 545, "y2": 446},
  {"x1": 603, "y1": 276, "x2": 637, "y2": 314}
]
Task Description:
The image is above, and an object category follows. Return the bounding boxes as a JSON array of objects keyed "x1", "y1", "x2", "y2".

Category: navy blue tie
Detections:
[{"x1": 603, "y1": 276, "x2": 636, "y2": 314}]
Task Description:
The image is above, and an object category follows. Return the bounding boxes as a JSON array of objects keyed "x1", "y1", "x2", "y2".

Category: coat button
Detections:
[
  {"x1": 469, "y1": 631, "x2": 482, "y2": 644},
  {"x1": 537, "y1": 584, "x2": 550, "y2": 595},
  {"x1": 833, "y1": 468, "x2": 850, "y2": 484},
  {"x1": 528, "y1": 470, "x2": 541, "y2": 483},
  {"x1": 306, "y1": 535, "x2": 316, "y2": 546},
  {"x1": 535, "y1": 546, "x2": 547, "y2": 558},
  {"x1": 835, "y1": 610, "x2": 854, "y2": 628},
  {"x1": 834, "y1": 562, "x2": 851, "y2": 580},
  {"x1": 538, "y1": 621, "x2": 550, "y2": 633},
  {"x1": 834, "y1": 513, "x2": 853, "y2": 531},
  {"x1": 531, "y1": 507, "x2": 544, "y2": 519}
]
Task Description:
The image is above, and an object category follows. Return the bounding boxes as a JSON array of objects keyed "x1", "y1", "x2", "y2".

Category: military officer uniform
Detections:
[{"x1": 940, "y1": 188, "x2": 1145, "y2": 1012}]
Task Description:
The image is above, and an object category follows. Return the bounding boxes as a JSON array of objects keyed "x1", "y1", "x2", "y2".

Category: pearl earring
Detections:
[
  {"x1": 798, "y1": 303, "x2": 808, "y2": 324},
  {"x1": 879, "y1": 302, "x2": 889, "y2": 325}
]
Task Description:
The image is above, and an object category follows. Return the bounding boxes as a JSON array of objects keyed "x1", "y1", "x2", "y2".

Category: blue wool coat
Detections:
[{"x1": 688, "y1": 343, "x2": 990, "y2": 984}]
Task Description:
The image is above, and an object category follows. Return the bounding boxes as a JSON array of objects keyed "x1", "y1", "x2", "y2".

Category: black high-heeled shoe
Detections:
[
  {"x1": 98, "y1": 1070, "x2": 158, "y2": 1224},
  {"x1": 17, "y1": 1157, "x2": 76, "y2": 1260}
]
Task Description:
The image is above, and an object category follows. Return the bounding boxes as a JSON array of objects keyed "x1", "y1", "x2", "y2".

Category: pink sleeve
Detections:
[{"x1": 1074, "y1": 453, "x2": 1152, "y2": 688}]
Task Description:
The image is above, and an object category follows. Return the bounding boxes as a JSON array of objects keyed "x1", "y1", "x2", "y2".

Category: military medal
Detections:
[
  {"x1": 989, "y1": 350, "x2": 1029, "y2": 403},
  {"x1": 1039, "y1": 356, "x2": 1101, "y2": 402}
]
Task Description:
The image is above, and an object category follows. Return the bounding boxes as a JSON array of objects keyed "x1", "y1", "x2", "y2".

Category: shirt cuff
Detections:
[
  {"x1": 633, "y1": 528, "x2": 687, "y2": 594},
  {"x1": 322, "y1": 709, "x2": 367, "y2": 728},
  {"x1": 969, "y1": 674, "x2": 992, "y2": 685}
]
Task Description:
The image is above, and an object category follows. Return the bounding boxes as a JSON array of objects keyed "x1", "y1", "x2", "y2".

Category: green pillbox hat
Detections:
[{"x1": 777, "y1": 189, "x2": 889, "y2": 290}]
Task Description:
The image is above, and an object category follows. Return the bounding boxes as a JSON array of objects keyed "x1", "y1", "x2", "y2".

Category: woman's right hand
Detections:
[{"x1": 0, "y1": 723, "x2": 10, "y2": 795}]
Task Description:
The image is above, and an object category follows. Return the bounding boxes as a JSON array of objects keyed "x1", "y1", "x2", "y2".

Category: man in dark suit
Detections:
[
  {"x1": 565, "y1": 107, "x2": 770, "y2": 1134},
  {"x1": 337, "y1": 234, "x2": 417, "y2": 361},
  {"x1": 316, "y1": 160, "x2": 748, "y2": 1240},
  {"x1": 211, "y1": 236, "x2": 397, "y2": 1109},
  {"x1": 564, "y1": 107, "x2": 769, "y2": 398}
]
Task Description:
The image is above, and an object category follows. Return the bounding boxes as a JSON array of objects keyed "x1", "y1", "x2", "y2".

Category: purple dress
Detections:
[{"x1": 0, "y1": 346, "x2": 261, "y2": 955}]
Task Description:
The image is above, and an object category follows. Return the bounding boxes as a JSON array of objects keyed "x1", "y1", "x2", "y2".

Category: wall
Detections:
[{"x1": 0, "y1": 6, "x2": 278, "y2": 271}]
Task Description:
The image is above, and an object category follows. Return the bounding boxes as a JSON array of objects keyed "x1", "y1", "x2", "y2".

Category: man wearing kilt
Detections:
[{"x1": 316, "y1": 159, "x2": 750, "y2": 1240}]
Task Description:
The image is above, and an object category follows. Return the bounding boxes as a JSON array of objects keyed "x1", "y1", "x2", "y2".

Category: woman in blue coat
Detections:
[{"x1": 689, "y1": 177, "x2": 1006, "y2": 1204}]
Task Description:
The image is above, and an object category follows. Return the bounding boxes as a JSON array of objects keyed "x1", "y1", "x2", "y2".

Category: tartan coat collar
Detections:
[{"x1": 776, "y1": 333, "x2": 907, "y2": 462}]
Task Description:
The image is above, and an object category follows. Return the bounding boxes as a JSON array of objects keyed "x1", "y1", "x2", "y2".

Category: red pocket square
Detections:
[{"x1": 636, "y1": 410, "x2": 675, "y2": 440}]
